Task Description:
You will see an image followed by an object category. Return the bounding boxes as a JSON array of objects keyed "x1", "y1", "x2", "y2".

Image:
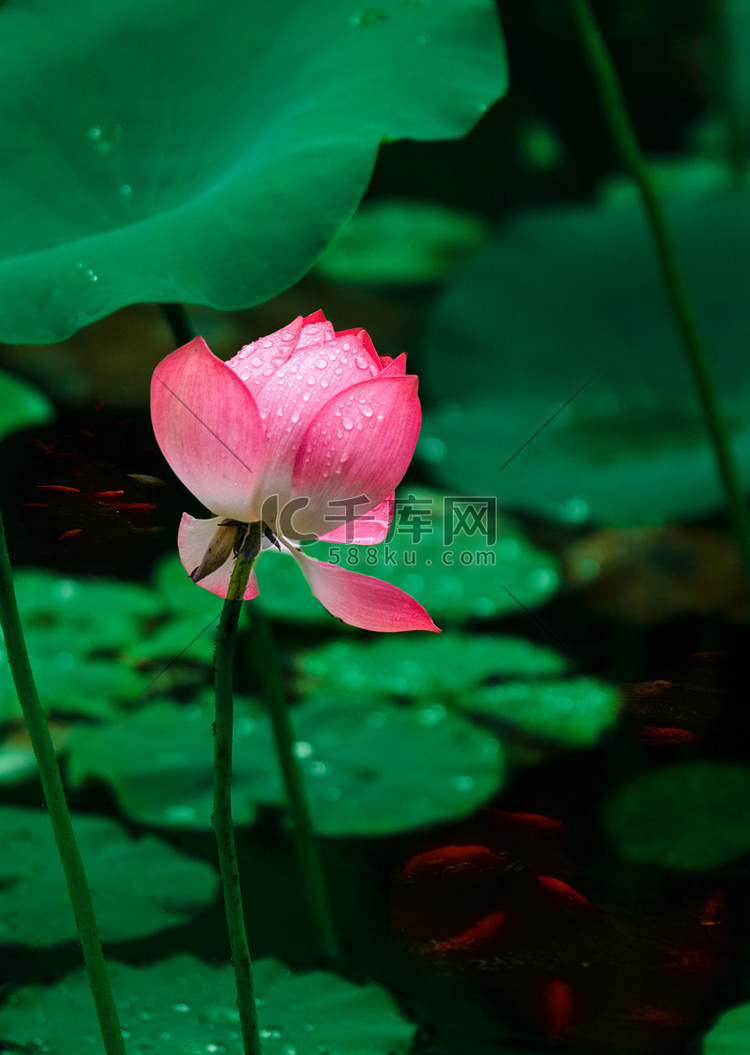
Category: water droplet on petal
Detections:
[
  {"x1": 291, "y1": 410, "x2": 301, "y2": 423},
  {"x1": 342, "y1": 418, "x2": 354, "y2": 430},
  {"x1": 315, "y1": 358, "x2": 327, "y2": 369},
  {"x1": 320, "y1": 379, "x2": 329, "y2": 388},
  {"x1": 303, "y1": 391, "x2": 311, "y2": 402},
  {"x1": 361, "y1": 405, "x2": 373, "y2": 417}
]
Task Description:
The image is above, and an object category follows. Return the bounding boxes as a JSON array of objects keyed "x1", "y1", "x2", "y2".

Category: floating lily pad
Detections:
[
  {"x1": 295, "y1": 633, "x2": 567, "y2": 700},
  {"x1": 703, "y1": 1001, "x2": 750, "y2": 1054},
  {"x1": 253, "y1": 696, "x2": 504, "y2": 835},
  {"x1": 0, "y1": 368, "x2": 54, "y2": 441},
  {"x1": 67, "y1": 697, "x2": 271, "y2": 829},
  {"x1": 465, "y1": 676, "x2": 621, "y2": 747},
  {"x1": 602, "y1": 762, "x2": 750, "y2": 870},
  {"x1": 0, "y1": 0, "x2": 506, "y2": 343},
  {"x1": 314, "y1": 197, "x2": 487, "y2": 285},
  {"x1": 419, "y1": 191, "x2": 750, "y2": 525},
  {"x1": 12, "y1": 569, "x2": 159, "y2": 652},
  {"x1": 0, "y1": 569, "x2": 158, "y2": 719},
  {"x1": 0, "y1": 954, "x2": 416, "y2": 1054},
  {"x1": 67, "y1": 693, "x2": 503, "y2": 836},
  {"x1": 0, "y1": 807, "x2": 217, "y2": 945},
  {"x1": 306, "y1": 488, "x2": 560, "y2": 623}
]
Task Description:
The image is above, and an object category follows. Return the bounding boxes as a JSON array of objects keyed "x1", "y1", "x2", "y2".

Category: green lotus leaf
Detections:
[
  {"x1": 0, "y1": 568, "x2": 158, "y2": 719},
  {"x1": 67, "y1": 692, "x2": 503, "y2": 835},
  {"x1": 253, "y1": 695, "x2": 504, "y2": 835},
  {"x1": 703, "y1": 1001, "x2": 750, "y2": 1054},
  {"x1": 419, "y1": 191, "x2": 750, "y2": 525},
  {"x1": 602, "y1": 761, "x2": 750, "y2": 870},
  {"x1": 314, "y1": 197, "x2": 487, "y2": 285},
  {"x1": 0, "y1": 0, "x2": 507, "y2": 343},
  {"x1": 465, "y1": 676, "x2": 621, "y2": 747},
  {"x1": 0, "y1": 368, "x2": 54, "y2": 441},
  {"x1": 0, "y1": 954, "x2": 417, "y2": 1054},
  {"x1": 294, "y1": 632, "x2": 567, "y2": 699},
  {"x1": 0, "y1": 807, "x2": 217, "y2": 945},
  {"x1": 67, "y1": 697, "x2": 269, "y2": 828}
]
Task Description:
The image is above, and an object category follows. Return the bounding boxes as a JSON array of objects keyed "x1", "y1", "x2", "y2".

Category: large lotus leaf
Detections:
[
  {"x1": 0, "y1": 368, "x2": 54, "y2": 441},
  {"x1": 0, "y1": 954, "x2": 417, "y2": 1054},
  {"x1": 0, "y1": 807, "x2": 217, "y2": 945},
  {"x1": 419, "y1": 190, "x2": 750, "y2": 525},
  {"x1": 704, "y1": 1002, "x2": 750, "y2": 1055},
  {"x1": 294, "y1": 632, "x2": 567, "y2": 699},
  {"x1": 67, "y1": 693, "x2": 503, "y2": 835},
  {"x1": 66, "y1": 698, "x2": 271, "y2": 828},
  {"x1": 465, "y1": 676, "x2": 621, "y2": 747},
  {"x1": 0, "y1": 0, "x2": 507, "y2": 344},
  {"x1": 602, "y1": 762, "x2": 750, "y2": 870}
]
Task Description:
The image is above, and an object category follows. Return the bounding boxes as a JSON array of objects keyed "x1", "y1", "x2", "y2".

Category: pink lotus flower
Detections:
[{"x1": 151, "y1": 310, "x2": 438, "y2": 632}]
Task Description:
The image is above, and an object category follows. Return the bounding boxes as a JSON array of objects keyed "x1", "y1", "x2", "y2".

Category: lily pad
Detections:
[
  {"x1": 0, "y1": 368, "x2": 54, "y2": 441},
  {"x1": 704, "y1": 1001, "x2": 750, "y2": 1054},
  {"x1": 0, "y1": 954, "x2": 417, "y2": 1054},
  {"x1": 419, "y1": 191, "x2": 750, "y2": 525},
  {"x1": 465, "y1": 676, "x2": 621, "y2": 747},
  {"x1": 0, "y1": 807, "x2": 217, "y2": 945},
  {"x1": 67, "y1": 697, "x2": 271, "y2": 829},
  {"x1": 0, "y1": 569, "x2": 158, "y2": 719},
  {"x1": 0, "y1": 0, "x2": 506, "y2": 343},
  {"x1": 67, "y1": 693, "x2": 504, "y2": 836},
  {"x1": 602, "y1": 761, "x2": 750, "y2": 870},
  {"x1": 314, "y1": 197, "x2": 487, "y2": 285},
  {"x1": 253, "y1": 695, "x2": 504, "y2": 835},
  {"x1": 294, "y1": 633, "x2": 567, "y2": 699}
]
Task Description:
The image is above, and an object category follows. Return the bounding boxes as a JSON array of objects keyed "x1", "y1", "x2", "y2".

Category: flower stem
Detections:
[
  {"x1": 247, "y1": 606, "x2": 339, "y2": 960},
  {"x1": 706, "y1": 0, "x2": 746, "y2": 183},
  {"x1": 161, "y1": 302, "x2": 195, "y2": 347},
  {"x1": 214, "y1": 544, "x2": 262, "y2": 1055},
  {"x1": 566, "y1": 0, "x2": 750, "y2": 594},
  {"x1": 0, "y1": 505, "x2": 126, "y2": 1055}
]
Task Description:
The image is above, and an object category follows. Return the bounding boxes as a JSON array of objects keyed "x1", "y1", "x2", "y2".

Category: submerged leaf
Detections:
[
  {"x1": 603, "y1": 762, "x2": 750, "y2": 870},
  {"x1": 0, "y1": 0, "x2": 507, "y2": 342}
]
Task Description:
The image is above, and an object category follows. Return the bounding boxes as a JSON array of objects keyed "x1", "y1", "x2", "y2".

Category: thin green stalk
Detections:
[
  {"x1": 706, "y1": 0, "x2": 746, "y2": 183},
  {"x1": 161, "y1": 302, "x2": 195, "y2": 347},
  {"x1": 214, "y1": 546, "x2": 262, "y2": 1055},
  {"x1": 247, "y1": 606, "x2": 339, "y2": 960},
  {"x1": 0, "y1": 506, "x2": 126, "y2": 1055},
  {"x1": 566, "y1": 0, "x2": 750, "y2": 594}
]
